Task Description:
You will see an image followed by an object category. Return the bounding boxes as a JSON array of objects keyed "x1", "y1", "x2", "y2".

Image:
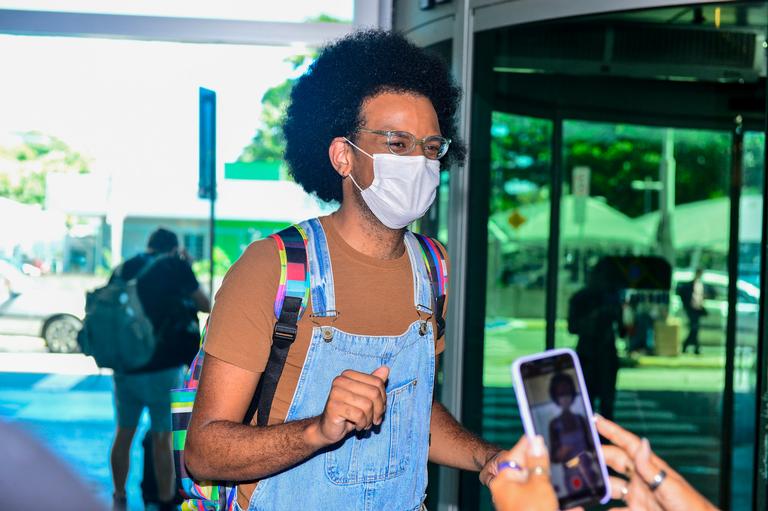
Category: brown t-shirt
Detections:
[{"x1": 203, "y1": 215, "x2": 447, "y2": 505}]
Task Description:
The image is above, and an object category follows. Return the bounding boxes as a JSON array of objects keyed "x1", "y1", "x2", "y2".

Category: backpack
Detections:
[
  {"x1": 171, "y1": 225, "x2": 448, "y2": 511},
  {"x1": 139, "y1": 295, "x2": 201, "y2": 373},
  {"x1": 77, "y1": 255, "x2": 158, "y2": 373}
]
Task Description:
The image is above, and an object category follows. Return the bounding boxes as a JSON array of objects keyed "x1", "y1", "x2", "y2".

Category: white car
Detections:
[
  {"x1": 0, "y1": 260, "x2": 85, "y2": 353},
  {"x1": 671, "y1": 269, "x2": 760, "y2": 348}
]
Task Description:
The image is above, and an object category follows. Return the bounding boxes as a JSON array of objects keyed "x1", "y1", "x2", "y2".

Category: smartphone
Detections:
[{"x1": 511, "y1": 348, "x2": 611, "y2": 508}]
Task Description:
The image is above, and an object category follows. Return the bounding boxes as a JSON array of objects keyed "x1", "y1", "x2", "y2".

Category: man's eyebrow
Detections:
[{"x1": 371, "y1": 126, "x2": 444, "y2": 137}]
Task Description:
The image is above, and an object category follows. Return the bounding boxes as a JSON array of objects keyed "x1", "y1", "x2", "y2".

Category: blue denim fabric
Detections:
[
  {"x1": 238, "y1": 219, "x2": 435, "y2": 511},
  {"x1": 304, "y1": 218, "x2": 337, "y2": 319},
  {"x1": 113, "y1": 366, "x2": 182, "y2": 431}
]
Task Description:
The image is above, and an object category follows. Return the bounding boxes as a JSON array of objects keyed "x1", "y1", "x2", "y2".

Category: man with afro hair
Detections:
[{"x1": 185, "y1": 30, "x2": 508, "y2": 510}]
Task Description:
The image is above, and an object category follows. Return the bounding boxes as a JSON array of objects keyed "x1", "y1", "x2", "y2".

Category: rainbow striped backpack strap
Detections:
[
  {"x1": 171, "y1": 223, "x2": 310, "y2": 511},
  {"x1": 413, "y1": 234, "x2": 449, "y2": 339},
  {"x1": 252, "y1": 223, "x2": 310, "y2": 426},
  {"x1": 172, "y1": 321, "x2": 233, "y2": 511}
]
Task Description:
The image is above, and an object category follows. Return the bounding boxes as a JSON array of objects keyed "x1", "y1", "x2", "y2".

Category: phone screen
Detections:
[{"x1": 518, "y1": 352, "x2": 607, "y2": 508}]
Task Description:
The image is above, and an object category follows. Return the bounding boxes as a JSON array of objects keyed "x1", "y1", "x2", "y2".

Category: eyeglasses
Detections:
[{"x1": 356, "y1": 128, "x2": 451, "y2": 160}]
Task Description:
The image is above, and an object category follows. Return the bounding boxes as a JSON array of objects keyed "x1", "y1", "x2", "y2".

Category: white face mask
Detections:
[{"x1": 344, "y1": 138, "x2": 440, "y2": 229}]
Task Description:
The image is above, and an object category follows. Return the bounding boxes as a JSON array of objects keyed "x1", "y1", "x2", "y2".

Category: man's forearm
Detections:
[
  {"x1": 186, "y1": 416, "x2": 326, "y2": 481},
  {"x1": 428, "y1": 401, "x2": 500, "y2": 471}
]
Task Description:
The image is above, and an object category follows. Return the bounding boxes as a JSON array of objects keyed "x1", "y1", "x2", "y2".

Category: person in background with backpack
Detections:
[
  {"x1": 182, "y1": 30, "x2": 512, "y2": 511},
  {"x1": 567, "y1": 259, "x2": 627, "y2": 421},
  {"x1": 110, "y1": 228, "x2": 210, "y2": 511}
]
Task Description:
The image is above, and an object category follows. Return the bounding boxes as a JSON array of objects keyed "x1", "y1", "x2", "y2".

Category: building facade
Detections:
[{"x1": 392, "y1": 1, "x2": 767, "y2": 510}]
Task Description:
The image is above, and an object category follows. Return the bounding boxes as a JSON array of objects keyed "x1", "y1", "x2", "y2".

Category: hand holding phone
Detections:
[
  {"x1": 489, "y1": 436, "x2": 559, "y2": 511},
  {"x1": 512, "y1": 348, "x2": 611, "y2": 509},
  {"x1": 597, "y1": 416, "x2": 718, "y2": 511}
]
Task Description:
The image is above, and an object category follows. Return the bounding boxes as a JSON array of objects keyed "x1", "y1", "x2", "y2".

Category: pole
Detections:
[
  {"x1": 209, "y1": 189, "x2": 215, "y2": 303},
  {"x1": 199, "y1": 87, "x2": 216, "y2": 301}
]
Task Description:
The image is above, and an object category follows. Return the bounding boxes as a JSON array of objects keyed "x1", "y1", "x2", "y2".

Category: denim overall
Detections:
[{"x1": 237, "y1": 218, "x2": 436, "y2": 511}]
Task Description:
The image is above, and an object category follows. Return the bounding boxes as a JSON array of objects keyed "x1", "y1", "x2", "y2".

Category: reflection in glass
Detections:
[
  {"x1": 732, "y1": 131, "x2": 764, "y2": 509},
  {"x1": 469, "y1": 2, "x2": 766, "y2": 508},
  {"x1": 482, "y1": 112, "x2": 552, "y2": 458},
  {"x1": 556, "y1": 120, "x2": 731, "y2": 503},
  {"x1": 486, "y1": 112, "x2": 553, "y2": 372}
]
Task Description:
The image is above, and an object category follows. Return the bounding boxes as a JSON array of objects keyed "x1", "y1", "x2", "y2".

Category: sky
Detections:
[
  {"x1": 2, "y1": 36, "x2": 294, "y2": 183},
  {"x1": 0, "y1": 0, "x2": 353, "y2": 191},
  {"x1": 0, "y1": 0, "x2": 354, "y2": 23}
]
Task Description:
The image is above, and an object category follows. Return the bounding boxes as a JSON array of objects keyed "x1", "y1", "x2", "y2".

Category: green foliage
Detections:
[
  {"x1": 490, "y1": 114, "x2": 732, "y2": 218},
  {"x1": 237, "y1": 52, "x2": 316, "y2": 171},
  {"x1": 0, "y1": 131, "x2": 90, "y2": 206},
  {"x1": 305, "y1": 13, "x2": 349, "y2": 23},
  {"x1": 565, "y1": 125, "x2": 665, "y2": 217},
  {"x1": 192, "y1": 246, "x2": 233, "y2": 278},
  {"x1": 238, "y1": 79, "x2": 294, "y2": 164},
  {"x1": 669, "y1": 129, "x2": 730, "y2": 207},
  {"x1": 743, "y1": 131, "x2": 765, "y2": 194},
  {"x1": 489, "y1": 113, "x2": 552, "y2": 212},
  {"x1": 99, "y1": 247, "x2": 113, "y2": 274}
]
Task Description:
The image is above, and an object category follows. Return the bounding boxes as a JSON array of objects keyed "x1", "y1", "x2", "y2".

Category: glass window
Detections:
[
  {"x1": 480, "y1": 112, "x2": 552, "y2": 507},
  {"x1": 486, "y1": 112, "x2": 553, "y2": 362},
  {"x1": 556, "y1": 121, "x2": 732, "y2": 504},
  {"x1": 469, "y1": 2, "x2": 766, "y2": 509},
  {"x1": 733, "y1": 130, "x2": 764, "y2": 510}
]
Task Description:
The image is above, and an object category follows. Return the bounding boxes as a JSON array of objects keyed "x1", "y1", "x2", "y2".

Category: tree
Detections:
[
  {"x1": 564, "y1": 125, "x2": 730, "y2": 217},
  {"x1": 237, "y1": 78, "x2": 297, "y2": 164},
  {"x1": 490, "y1": 115, "x2": 732, "y2": 218},
  {"x1": 0, "y1": 131, "x2": 90, "y2": 206},
  {"x1": 237, "y1": 52, "x2": 316, "y2": 167},
  {"x1": 490, "y1": 112, "x2": 553, "y2": 212},
  {"x1": 237, "y1": 14, "x2": 344, "y2": 165}
]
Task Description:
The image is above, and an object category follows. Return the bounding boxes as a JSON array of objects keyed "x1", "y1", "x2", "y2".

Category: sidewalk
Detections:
[{"x1": 0, "y1": 349, "x2": 150, "y2": 511}]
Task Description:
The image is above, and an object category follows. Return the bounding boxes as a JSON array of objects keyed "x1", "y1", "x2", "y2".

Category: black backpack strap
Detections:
[
  {"x1": 413, "y1": 234, "x2": 449, "y2": 339},
  {"x1": 114, "y1": 252, "x2": 157, "y2": 283},
  {"x1": 243, "y1": 224, "x2": 309, "y2": 427}
]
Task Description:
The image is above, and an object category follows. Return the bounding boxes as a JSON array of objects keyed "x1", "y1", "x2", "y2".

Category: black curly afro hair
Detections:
[
  {"x1": 549, "y1": 372, "x2": 577, "y2": 403},
  {"x1": 283, "y1": 29, "x2": 466, "y2": 203}
]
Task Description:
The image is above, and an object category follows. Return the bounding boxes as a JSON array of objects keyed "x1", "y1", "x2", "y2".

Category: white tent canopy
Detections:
[
  {"x1": 635, "y1": 195, "x2": 762, "y2": 252},
  {"x1": 490, "y1": 196, "x2": 649, "y2": 249}
]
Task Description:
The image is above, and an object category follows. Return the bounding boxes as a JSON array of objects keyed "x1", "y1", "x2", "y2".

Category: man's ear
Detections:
[{"x1": 329, "y1": 137, "x2": 352, "y2": 177}]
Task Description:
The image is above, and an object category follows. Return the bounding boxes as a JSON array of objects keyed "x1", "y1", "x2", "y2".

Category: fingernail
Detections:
[
  {"x1": 640, "y1": 438, "x2": 651, "y2": 459},
  {"x1": 531, "y1": 435, "x2": 545, "y2": 456}
]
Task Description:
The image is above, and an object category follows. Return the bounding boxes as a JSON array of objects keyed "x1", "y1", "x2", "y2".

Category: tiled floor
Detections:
[
  {"x1": 0, "y1": 349, "x2": 757, "y2": 510},
  {"x1": 0, "y1": 360, "x2": 152, "y2": 511}
]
